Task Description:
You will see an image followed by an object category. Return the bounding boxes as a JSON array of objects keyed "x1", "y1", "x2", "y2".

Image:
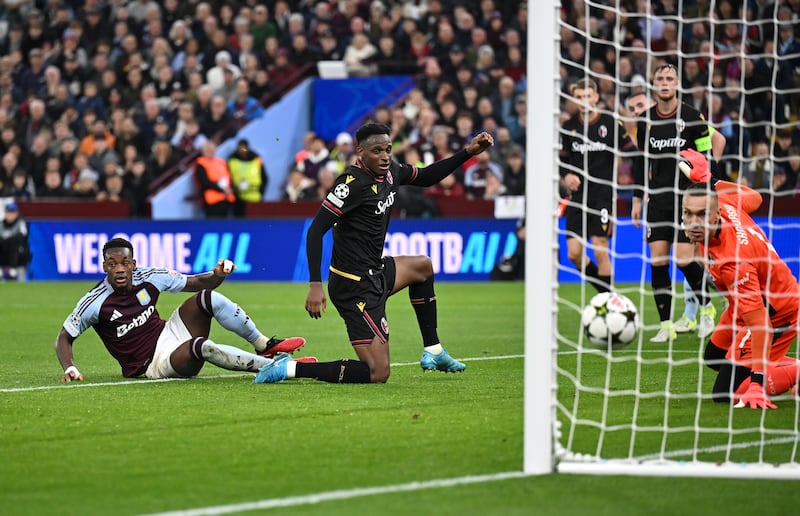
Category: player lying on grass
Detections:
[
  {"x1": 680, "y1": 149, "x2": 800, "y2": 409},
  {"x1": 254, "y1": 123, "x2": 494, "y2": 384},
  {"x1": 55, "y1": 237, "x2": 307, "y2": 382}
]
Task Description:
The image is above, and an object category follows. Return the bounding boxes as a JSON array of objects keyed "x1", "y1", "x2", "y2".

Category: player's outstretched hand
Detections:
[
  {"x1": 735, "y1": 382, "x2": 777, "y2": 409},
  {"x1": 306, "y1": 282, "x2": 327, "y2": 319},
  {"x1": 466, "y1": 132, "x2": 494, "y2": 156},
  {"x1": 61, "y1": 365, "x2": 83, "y2": 383},
  {"x1": 678, "y1": 148, "x2": 711, "y2": 183},
  {"x1": 213, "y1": 259, "x2": 236, "y2": 277}
]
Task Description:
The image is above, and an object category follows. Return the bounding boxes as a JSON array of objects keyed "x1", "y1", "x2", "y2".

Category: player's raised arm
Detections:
[
  {"x1": 55, "y1": 328, "x2": 83, "y2": 382},
  {"x1": 410, "y1": 132, "x2": 495, "y2": 187},
  {"x1": 183, "y1": 259, "x2": 235, "y2": 291}
]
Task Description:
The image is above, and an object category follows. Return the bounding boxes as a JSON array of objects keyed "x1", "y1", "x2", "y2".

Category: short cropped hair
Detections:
[
  {"x1": 355, "y1": 123, "x2": 391, "y2": 145},
  {"x1": 570, "y1": 78, "x2": 598, "y2": 94},
  {"x1": 103, "y1": 238, "x2": 134, "y2": 259}
]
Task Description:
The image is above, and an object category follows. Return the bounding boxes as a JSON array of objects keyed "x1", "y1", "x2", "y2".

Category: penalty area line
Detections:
[{"x1": 139, "y1": 471, "x2": 532, "y2": 516}]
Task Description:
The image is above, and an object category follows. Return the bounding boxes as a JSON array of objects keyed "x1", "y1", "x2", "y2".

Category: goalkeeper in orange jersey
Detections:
[{"x1": 680, "y1": 149, "x2": 799, "y2": 409}]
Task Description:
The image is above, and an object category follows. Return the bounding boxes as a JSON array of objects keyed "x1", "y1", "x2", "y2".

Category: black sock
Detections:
[
  {"x1": 651, "y1": 265, "x2": 672, "y2": 322},
  {"x1": 295, "y1": 359, "x2": 371, "y2": 383},
  {"x1": 679, "y1": 262, "x2": 711, "y2": 306},
  {"x1": 584, "y1": 262, "x2": 610, "y2": 293},
  {"x1": 409, "y1": 276, "x2": 439, "y2": 346}
]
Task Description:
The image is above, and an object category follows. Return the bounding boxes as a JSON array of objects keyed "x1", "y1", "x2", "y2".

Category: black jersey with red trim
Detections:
[
  {"x1": 560, "y1": 112, "x2": 637, "y2": 208},
  {"x1": 635, "y1": 103, "x2": 713, "y2": 211},
  {"x1": 321, "y1": 159, "x2": 419, "y2": 274}
]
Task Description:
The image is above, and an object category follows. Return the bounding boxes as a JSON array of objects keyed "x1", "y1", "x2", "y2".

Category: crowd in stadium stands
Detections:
[
  {"x1": 0, "y1": 0, "x2": 797, "y2": 217},
  {"x1": 0, "y1": 0, "x2": 530, "y2": 218},
  {"x1": 560, "y1": 0, "x2": 800, "y2": 197}
]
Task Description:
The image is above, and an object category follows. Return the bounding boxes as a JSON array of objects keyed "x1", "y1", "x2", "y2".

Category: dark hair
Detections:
[
  {"x1": 683, "y1": 181, "x2": 715, "y2": 197},
  {"x1": 103, "y1": 237, "x2": 134, "y2": 259},
  {"x1": 355, "y1": 123, "x2": 391, "y2": 145},
  {"x1": 570, "y1": 78, "x2": 598, "y2": 93}
]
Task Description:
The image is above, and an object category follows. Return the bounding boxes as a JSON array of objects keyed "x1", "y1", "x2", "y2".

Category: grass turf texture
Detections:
[{"x1": 0, "y1": 281, "x2": 796, "y2": 515}]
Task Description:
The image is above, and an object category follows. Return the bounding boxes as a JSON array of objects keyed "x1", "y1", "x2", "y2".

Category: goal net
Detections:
[{"x1": 525, "y1": 0, "x2": 800, "y2": 478}]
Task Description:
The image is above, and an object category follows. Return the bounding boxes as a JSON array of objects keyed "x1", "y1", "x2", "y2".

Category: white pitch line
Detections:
[
  {"x1": 633, "y1": 436, "x2": 800, "y2": 462},
  {"x1": 0, "y1": 354, "x2": 525, "y2": 393},
  {"x1": 139, "y1": 471, "x2": 533, "y2": 516}
]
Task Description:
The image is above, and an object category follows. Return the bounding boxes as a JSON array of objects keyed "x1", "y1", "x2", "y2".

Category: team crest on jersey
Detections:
[
  {"x1": 676, "y1": 118, "x2": 686, "y2": 132},
  {"x1": 334, "y1": 183, "x2": 350, "y2": 199},
  {"x1": 598, "y1": 125, "x2": 608, "y2": 138},
  {"x1": 381, "y1": 317, "x2": 389, "y2": 334},
  {"x1": 386, "y1": 171, "x2": 393, "y2": 184},
  {"x1": 136, "y1": 289, "x2": 151, "y2": 306}
]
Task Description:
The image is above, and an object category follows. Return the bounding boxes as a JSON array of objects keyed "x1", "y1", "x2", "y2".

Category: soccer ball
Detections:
[{"x1": 581, "y1": 292, "x2": 640, "y2": 349}]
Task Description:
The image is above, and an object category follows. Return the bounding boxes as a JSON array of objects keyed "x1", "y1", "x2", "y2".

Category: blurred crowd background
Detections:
[{"x1": 0, "y1": 0, "x2": 798, "y2": 219}]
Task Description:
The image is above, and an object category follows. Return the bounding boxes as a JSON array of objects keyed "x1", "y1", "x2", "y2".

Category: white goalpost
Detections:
[{"x1": 525, "y1": 0, "x2": 800, "y2": 478}]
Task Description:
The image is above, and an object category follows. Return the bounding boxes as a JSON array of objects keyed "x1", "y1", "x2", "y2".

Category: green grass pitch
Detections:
[{"x1": 0, "y1": 281, "x2": 797, "y2": 515}]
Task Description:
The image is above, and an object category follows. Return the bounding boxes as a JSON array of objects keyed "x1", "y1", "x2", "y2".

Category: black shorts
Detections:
[
  {"x1": 565, "y1": 204, "x2": 613, "y2": 240},
  {"x1": 327, "y1": 257, "x2": 397, "y2": 346},
  {"x1": 646, "y1": 203, "x2": 690, "y2": 244}
]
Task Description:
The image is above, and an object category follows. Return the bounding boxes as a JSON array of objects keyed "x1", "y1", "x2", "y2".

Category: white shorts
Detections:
[{"x1": 144, "y1": 307, "x2": 193, "y2": 379}]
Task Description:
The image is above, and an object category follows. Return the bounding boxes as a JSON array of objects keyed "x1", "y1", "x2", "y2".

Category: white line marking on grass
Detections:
[
  {"x1": 139, "y1": 471, "x2": 533, "y2": 516},
  {"x1": 0, "y1": 355, "x2": 526, "y2": 393},
  {"x1": 633, "y1": 436, "x2": 800, "y2": 462}
]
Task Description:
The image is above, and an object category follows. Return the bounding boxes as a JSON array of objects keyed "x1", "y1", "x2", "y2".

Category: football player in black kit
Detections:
[
  {"x1": 559, "y1": 78, "x2": 638, "y2": 293},
  {"x1": 254, "y1": 123, "x2": 495, "y2": 384},
  {"x1": 631, "y1": 64, "x2": 726, "y2": 343}
]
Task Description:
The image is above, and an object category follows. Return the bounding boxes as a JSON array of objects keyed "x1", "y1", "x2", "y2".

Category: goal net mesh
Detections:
[{"x1": 552, "y1": 0, "x2": 800, "y2": 477}]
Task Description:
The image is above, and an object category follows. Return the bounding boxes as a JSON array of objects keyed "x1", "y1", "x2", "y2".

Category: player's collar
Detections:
[{"x1": 356, "y1": 159, "x2": 385, "y2": 181}]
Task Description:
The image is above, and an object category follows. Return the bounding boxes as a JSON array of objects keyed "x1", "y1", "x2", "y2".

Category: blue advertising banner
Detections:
[
  {"x1": 27, "y1": 218, "x2": 520, "y2": 282},
  {"x1": 27, "y1": 217, "x2": 800, "y2": 283}
]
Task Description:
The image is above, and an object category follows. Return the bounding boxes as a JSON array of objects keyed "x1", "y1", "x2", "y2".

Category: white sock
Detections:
[
  {"x1": 286, "y1": 360, "x2": 297, "y2": 378},
  {"x1": 424, "y1": 343, "x2": 443, "y2": 355},
  {"x1": 252, "y1": 334, "x2": 269, "y2": 352}
]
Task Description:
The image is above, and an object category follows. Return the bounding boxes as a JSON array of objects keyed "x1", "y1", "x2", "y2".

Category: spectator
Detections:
[
  {"x1": 502, "y1": 144, "x2": 526, "y2": 196},
  {"x1": 424, "y1": 172, "x2": 466, "y2": 201},
  {"x1": 70, "y1": 167, "x2": 100, "y2": 199},
  {"x1": 297, "y1": 135, "x2": 331, "y2": 185},
  {"x1": 463, "y1": 150, "x2": 503, "y2": 200},
  {"x1": 172, "y1": 118, "x2": 207, "y2": 154},
  {"x1": 483, "y1": 169, "x2": 506, "y2": 200},
  {"x1": 38, "y1": 166, "x2": 70, "y2": 198},
  {"x1": 329, "y1": 132, "x2": 355, "y2": 175},
  {"x1": 87, "y1": 136, "x2": 120, "y2": 176},
  {"x1": 773, "y1": 145, "x2": 800, "y2": 194},
  {"x1": 282, "y1": 165, "x2": 317, "y2": 202},
  {"x1": 227, "y1": 138, "x2": 268, "y2": 214},
  {"x1": 741, "y1": 140, "x2": 774, "y2": 192},
  {"x1": 3, "y1": 169, "x2": 36, "y2": 200},
  {"x1": 194, "y1": 140, "x2": 236, "y2": 218},
  {"x1": 206, "y1": 50, "x2": 241, "y2": 93},
  {"x1": 200, "y1": 94, "x2": 233, "y2": 140},
  {"x1": 227, "y1": 77, "x2": 265, "y2": 126},
  {"x1": 0, "y1": 202, "x2": 31, "y2": 281},
  {"x1": 96, "y1": 168, "x2": 137, "y2": 210},
  {"x1": 22, "y1": 98, "x2": 50, "y2": 150},
  {"x1": 344, "y1": 33, "x2": 378, "y2": 76},
  {"x1": 124, "y1": 157, "x2": 153, "y2": 217},
  {"x1": 148, "y1": 135, "x2": 183, "y2": 179}
]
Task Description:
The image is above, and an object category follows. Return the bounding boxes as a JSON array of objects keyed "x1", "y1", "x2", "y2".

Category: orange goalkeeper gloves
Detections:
[
  {"x1": 678, "y1": 148, "x2": 712, "y2": 183},
  {"x1": 735, "y1": 381, "x2": 777, "y2": 410}
]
